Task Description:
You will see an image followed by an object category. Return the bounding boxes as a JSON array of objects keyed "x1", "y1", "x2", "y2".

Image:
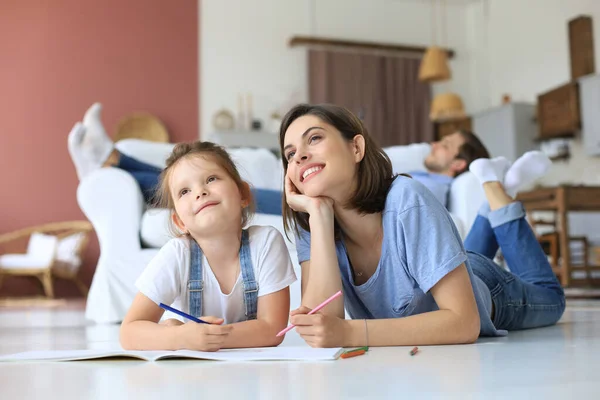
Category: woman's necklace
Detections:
[
  {"x1": 347, "y1": 226, "x2": 383, "y2": 280},
  {"x1": 348, "y1": 257, "x2": 363, "y2": 278}
]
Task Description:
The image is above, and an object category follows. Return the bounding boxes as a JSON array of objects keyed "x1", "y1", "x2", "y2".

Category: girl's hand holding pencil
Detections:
[
  {"x1": 158, "y1": 304, "x2": 233, "y2": 352},
  {"x1": 177, "y1": 316, "x2": 233, "y2": 352}
]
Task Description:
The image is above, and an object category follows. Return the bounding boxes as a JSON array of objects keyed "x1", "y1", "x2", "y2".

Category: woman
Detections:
[{"x1": 280, "y1": 103, "x2": 564, "y2": 347}]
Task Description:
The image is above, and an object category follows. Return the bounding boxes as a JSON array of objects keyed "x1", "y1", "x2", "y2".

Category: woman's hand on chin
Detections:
[{"x1": 285, "y1": 173, "x2": 333, "y2": 215}]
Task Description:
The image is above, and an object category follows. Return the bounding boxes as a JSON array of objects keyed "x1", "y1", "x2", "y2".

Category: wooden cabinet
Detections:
[
  {"x1": 569, "y1": 16, "x2": 595, "y2": 80},
  {"x1": 537, "y1": 82, "x2": 580, "y2": 139},
  {"x1": 472, "y1": 102, "x2": 537, "y2": 161},
  {"x1": 434, "y1": 117, "x2": 472, "y2": 140}
]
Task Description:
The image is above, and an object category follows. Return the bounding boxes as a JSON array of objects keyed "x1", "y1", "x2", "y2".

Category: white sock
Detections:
[
  {"x1": 81, "y1": 102, "x2": 114, "y2": 166},
  {"x1": 468, "y1": 157, "x2": 511, "y2": 185},
  {"x1": 504, "y1": 151, "x2": 551, "y2": 197},
  {"x1": 67, "y1": 122, "x2": 95, "y2": 180}
]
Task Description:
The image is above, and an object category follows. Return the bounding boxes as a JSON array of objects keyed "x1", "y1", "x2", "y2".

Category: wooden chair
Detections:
[
  {"x1": 536, "y1": 231, "x2": 591, "y2": 285},
  {"x1": 0, "y1": 221, "x2": 93, "y2": 298}
]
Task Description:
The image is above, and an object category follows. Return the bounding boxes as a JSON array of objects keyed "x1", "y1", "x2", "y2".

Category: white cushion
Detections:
[
  {"x1": 115, "y1": 139, "x2": 175, "y2": 169},
  {"x1": 26, "y1": 232, "x2": 58, "y2": 266},
  {"x1": 384, "y1": 143, "x2": 431, "y2": 174},
  {"x1": 140, "y1": 209, "x2": 174, "y2": 248},
  {"x1": 229, "y1": 148, "x2": 282, "y2": 190},
  {"x1": 0, "y1": 254, "x2": 51, "y2": 270},
  {"x1": 56, "y1": 233, "x2": 85, "y2": 264},
  {"x1": 53, "y1": 258, "x2": 83, "y2": 274}
]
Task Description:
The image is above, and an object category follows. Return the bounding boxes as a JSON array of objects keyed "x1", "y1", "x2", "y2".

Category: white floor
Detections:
[{"x1": 1, "y1": 300, "x2": 600, "y2": 399}]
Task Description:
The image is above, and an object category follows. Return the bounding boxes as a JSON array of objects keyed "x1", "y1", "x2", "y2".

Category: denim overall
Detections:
[{"x1": 188, "y1": 229, "x2": 258, "y2": 320}]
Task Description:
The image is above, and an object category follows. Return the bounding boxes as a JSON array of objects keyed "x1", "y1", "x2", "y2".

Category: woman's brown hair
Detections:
[
  {"x1": 279, "y1": 104, "x2": 395, "y2": 236},
  {"x1": 152, "y1": 141, "x2": 254, "y2": 236}
]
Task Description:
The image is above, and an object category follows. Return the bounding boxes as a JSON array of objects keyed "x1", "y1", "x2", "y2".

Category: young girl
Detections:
[
  {"x1": 120, "y1": 141, "x2": 296, "y2": 351},
  {"x1": 280, "y1": 103, "x2": 565, "y2": 348}
]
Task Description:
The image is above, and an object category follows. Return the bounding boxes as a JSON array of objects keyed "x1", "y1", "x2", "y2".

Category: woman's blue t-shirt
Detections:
[{"x1": 295, "y1": 175, "x2": 504, "y2": 337}]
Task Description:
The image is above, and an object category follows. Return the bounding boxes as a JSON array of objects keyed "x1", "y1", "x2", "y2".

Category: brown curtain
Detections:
[{"x1": 309, "y1": 49, "x2": 433, "y2": 147}]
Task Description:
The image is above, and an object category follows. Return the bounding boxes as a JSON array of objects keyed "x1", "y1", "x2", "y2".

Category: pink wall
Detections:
[{"x1": 0, "y1": 0, "x2": 199, "y2": 297}]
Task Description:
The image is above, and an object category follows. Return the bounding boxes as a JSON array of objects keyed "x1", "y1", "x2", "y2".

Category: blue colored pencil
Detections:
[{"x1": 159, "y1": 303, "x2": 209, "y2": 324}]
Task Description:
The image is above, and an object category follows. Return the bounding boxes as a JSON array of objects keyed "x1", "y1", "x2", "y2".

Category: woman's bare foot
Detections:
[
  {"x1": 482, "y1": 182, "x2": 514, "y2": 211},
  {"x1": 102, "y1": 149, "x2": 120, "y2": 167}
]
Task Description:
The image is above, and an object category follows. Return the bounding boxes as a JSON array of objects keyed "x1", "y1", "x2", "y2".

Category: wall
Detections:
[
  {"x1": 466, "y1": 0, "x2": 600, "y2": 242},
  {"x1": 201, "y1": 0, "x2": 473, "y2": 137},
  {"x1": 466, "y1": 0, "x2": 600, "y2": 187},
  {"x1": 0, "y1": 0, "x2": 199, "y2": 297}
]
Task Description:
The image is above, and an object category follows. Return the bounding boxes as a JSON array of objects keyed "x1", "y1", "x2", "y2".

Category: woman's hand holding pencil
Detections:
[{"x1": 277, "y1": 291, "x2": 351, "y2": 348}]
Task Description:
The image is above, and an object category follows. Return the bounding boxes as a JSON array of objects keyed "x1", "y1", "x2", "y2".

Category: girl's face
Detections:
[
  {"x1": 169, "y1": 156, "x2": 247, "y2": 236},
  {"x1": 283, "y1": 115, "x2": 364, "y2": 200}
]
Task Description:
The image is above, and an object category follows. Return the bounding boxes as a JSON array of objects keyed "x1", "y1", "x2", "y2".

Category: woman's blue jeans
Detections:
[{"x1": 464, "y1": 202, "x2": 566, "y2": 330}]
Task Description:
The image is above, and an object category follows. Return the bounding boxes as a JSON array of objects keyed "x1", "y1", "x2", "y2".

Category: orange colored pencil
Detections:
[{"x1": 341, "y1": 349, "x2": 366, "y2": 359}]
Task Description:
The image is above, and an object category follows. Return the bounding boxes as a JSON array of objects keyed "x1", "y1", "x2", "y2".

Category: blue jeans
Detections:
[
  {"x1": 464, "y1": 202, "x2": 565, "y2": 331},
  {"x1": 117, "y1": 153, "x2": 163, "y2": 203}
]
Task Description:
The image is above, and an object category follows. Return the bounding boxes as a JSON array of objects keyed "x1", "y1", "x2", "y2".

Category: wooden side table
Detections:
[{"x1": 516, "y1": 185, "x2": 600, "y2": 286}]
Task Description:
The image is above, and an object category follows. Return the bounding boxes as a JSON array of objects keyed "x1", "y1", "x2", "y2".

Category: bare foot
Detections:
[{"x1": 482, "y1": 182, "x2": 514, "y2": 211}]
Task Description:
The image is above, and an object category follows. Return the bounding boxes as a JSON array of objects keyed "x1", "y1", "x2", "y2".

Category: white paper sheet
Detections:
[{"x1": 0, "y1": 347, "x2": 344, "y2": 362}]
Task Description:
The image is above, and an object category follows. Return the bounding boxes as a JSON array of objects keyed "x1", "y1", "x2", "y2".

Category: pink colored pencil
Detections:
[{"x1": 276, "y1": 290, "x2": 343, "y2": 337}]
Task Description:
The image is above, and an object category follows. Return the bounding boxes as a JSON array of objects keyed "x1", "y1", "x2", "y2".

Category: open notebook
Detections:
[{"x1": 0, "y1": 347, "x2": 344, "y2": 362}]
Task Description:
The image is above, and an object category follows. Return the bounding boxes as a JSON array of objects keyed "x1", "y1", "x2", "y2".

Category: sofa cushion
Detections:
[
  {"x1": 229, "y1": 148, "x2": 283, "y2": 191},
  {"x1": 384, "y1": 143, "x2": 431, "y2": 175},
  {"x1": 56, "y1": 232, "x2": 86, "y2": 265},
  {"x1": 140, "y1": 209, "x2": 174, "y2": 248},
  {"x1": 0, "y1": 254, "x2": 52, "y2": 269},
  {"x1": 26, "y1": 232, "x2": 58, "y2": 266}
]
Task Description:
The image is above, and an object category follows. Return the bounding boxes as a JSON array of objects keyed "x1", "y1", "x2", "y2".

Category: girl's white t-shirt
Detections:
[{"x1": 136, "y1": 225, "x2": 297, "y2": 324}]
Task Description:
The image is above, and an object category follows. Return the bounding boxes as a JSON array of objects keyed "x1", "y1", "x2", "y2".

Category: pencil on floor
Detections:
[
  {"x1": 410, "y1": 346, "x2": 419, "y2": 356},
  {"x1": 341, "y1": 349, "x2": 366, "y2": 359},
  {"x1": 347, "y1": 346, "x2": 369, "y2": 352}
]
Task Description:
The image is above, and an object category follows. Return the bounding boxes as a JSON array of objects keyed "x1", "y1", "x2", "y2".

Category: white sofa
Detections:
[{"x1": 78, "y1": 139, "x2": 484, "y2": 324}]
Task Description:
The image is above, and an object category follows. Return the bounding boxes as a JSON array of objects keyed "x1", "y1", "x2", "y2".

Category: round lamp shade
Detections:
[
  {"x1": 419, "y1": 46, "x2": 451, "y2": 83},
  {"x1": 430, "y1": 93, "x2": 466, "y2": 121}
]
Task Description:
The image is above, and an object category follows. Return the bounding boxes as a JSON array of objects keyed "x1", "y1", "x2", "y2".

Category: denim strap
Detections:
[
  {"x1": 188, "y1": 238, "x2": 204, "y2": 318},
  {"x1": 239, "y1": 229, "x2": 258, "y2": 320},
  {"x1": 188, "y1": 229, "x2": 258, "y2": 320}
]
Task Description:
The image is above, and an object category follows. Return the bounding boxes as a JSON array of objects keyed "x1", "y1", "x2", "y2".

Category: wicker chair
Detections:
[
  {"x1": 0, "y1": 221, "x2": 93, "y2": 298},
  {"x1": 114, "y1": 112, "x2": 169, "y2": 143}
]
